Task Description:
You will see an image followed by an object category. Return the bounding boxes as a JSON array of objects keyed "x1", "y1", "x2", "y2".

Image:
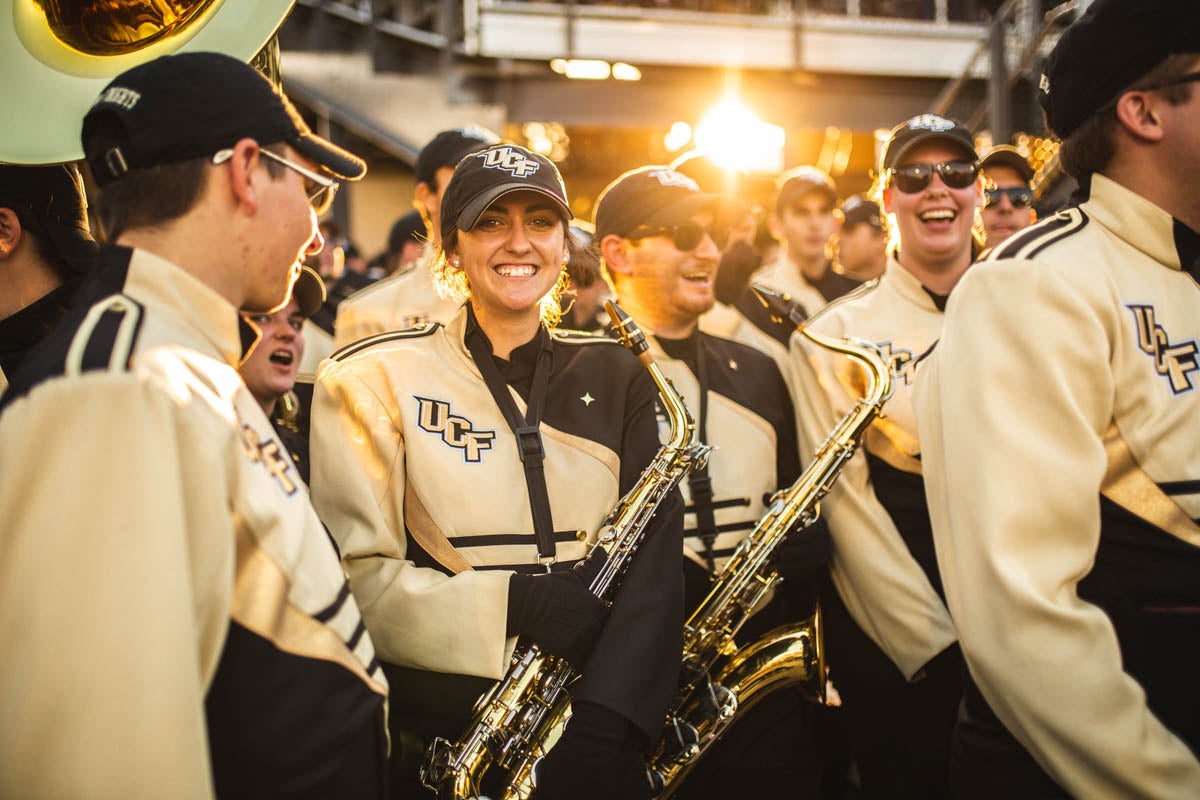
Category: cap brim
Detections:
[
  {"x1": 890, "y1": 132, "x2": 978, "y2": 169},
  {"x1": 981, "y1": 151, "x2": 1034, "y2": 182},
  {"x1": 456, "y1": 184, "x2": 572, "y2": 231},
  {"x1": 0, "y1": 0, "x2": 294, "y2": 164},
  {"x1": 293, "y1": 133, "x2": 367, "y2": 182}
]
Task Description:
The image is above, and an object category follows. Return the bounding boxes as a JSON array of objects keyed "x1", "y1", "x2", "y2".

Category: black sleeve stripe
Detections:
[
  {"x1": 988, "y1": 210, "x2": 1089, "y2": 262},
  {"x1": 445, "y1": 530, "x2": 585, "y2": 548},
  {"x1": 685, "y1": 520, "x2": 755, "y2": 536},
  {"x1": 313, "y1": 581, "x2": 353, "y2": 623},
  {"x1": 329, "y1": 324, "x2": 440, "y2": 361},
  {"x1": 346, "y1": 619, "x2": 367, "y2": 652},
  {"x1": 474, "y1": 557, "x2": 586, "y2": 573},
  {"x1": 1160, "y1": 480, "x2": 1200, "y2": 496}
]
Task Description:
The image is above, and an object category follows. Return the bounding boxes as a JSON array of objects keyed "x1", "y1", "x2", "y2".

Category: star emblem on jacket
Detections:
[{"x1": 580, "y1": 392, "x2": 595, "y2": 406}]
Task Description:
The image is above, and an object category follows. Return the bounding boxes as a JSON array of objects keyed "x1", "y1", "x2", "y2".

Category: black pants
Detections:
[{"x1": 820, "y1": 575, "x2": 962, "y2": 799}]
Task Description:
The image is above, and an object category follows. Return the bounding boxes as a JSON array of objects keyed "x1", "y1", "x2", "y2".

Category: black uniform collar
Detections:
[
  {"x1": 1172, "y1": 218, "x2": 1200, "y2": 284},
  {"x1": 463, "y1": 301, "x2": 551, "y2": 385},
  {"x1": 0, "y1": 276, "x2": 83, "y2": 377}
]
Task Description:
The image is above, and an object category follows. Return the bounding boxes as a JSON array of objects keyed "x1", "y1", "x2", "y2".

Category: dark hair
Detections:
[
  {"x1": 1060, "y1": 54, "x2": 1197, "y2": 180},
  {"x1": 90, "y1": 131, "x2": 288, "y2": 240}
]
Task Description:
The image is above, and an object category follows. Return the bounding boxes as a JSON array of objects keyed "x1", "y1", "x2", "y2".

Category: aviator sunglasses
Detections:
[
  {"x1": 628, "y1": 221, "x2": 720, "y2": 251},
  {"x1": 886, "y1": 160, "x2": 981, "y2": 194},
  {"x1": 212, "y1": 147, "x2": 339, "y2": 215},
  {"x1": 984, "y1": 186, "x2": 1034, "y2": 209}
]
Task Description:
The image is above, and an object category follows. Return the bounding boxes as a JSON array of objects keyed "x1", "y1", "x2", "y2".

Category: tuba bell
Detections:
[{"x1": 0, "y1": 0, "x2": 295, "y2": 164}]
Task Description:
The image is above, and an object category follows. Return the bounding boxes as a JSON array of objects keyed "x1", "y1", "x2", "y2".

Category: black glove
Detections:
[
  {"x1": 533, "y1": 701, "x2": 652, "y2": 800},
  {"x1": 774, "y1": 516, "x2": 831, "y2": 614},
  {"x1": 713, "y1": 239, "x2": 763, "y2": 305},
  {"x1": 506, "y1": 549, "x2": 610, "y2": 668}
]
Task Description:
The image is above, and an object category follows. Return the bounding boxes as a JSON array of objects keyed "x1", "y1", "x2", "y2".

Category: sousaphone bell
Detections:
[{"x1": 0, "y1": 0, "x2": 295, "y2": 164}]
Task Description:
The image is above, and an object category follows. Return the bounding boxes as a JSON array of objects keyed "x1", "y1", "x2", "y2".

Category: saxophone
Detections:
[
  {"x1": 421, "y1": 300, "x2": 710, "y2": 800},
  {"x1": 646, "y1": 282, "x2": 895, "y2": 797}
]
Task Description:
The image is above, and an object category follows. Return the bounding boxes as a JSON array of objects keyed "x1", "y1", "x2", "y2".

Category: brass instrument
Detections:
[
  {"x1": 1, "y1": 0, "x2": 294, "y2": 164},
  {"x1": 646, "y1": 282, "x2": 895, "y2": 797},
  {"x1": 421, "y1": 300, "x2": 711, "y2": 800}
]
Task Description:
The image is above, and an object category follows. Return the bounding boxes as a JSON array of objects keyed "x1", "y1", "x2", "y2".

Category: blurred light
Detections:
[
  {"x1": 549, "y1": 59, "x2": 610, "y2": 80},
  {"x1": 694, "y1": 100, "x2": 785, "y2": 173},
  {"x1": 664, "y1": 121, "x2": 693, "y2": 153},
  {"x1": 612, "y1": 62, "x2": 642, "y2": 81}
]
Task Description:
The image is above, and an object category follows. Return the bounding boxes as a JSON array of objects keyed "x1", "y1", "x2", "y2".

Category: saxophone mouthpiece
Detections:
[
  {"x1": 605, "y1": 300, "x2": 651, "y2": 359},
  {"x1": 750, "y1": 284, "x2": 808, "y2": 331}
]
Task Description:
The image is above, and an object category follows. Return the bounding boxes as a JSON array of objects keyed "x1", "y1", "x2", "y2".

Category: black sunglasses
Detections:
[
  {"x1": 628, "y1": 221, "x2": 717, "y2": 251},
  {"x1": 984, "y1": 186, "x2": 1034, "y2": 209},
  {"x1": 887, "y1": 160, "x2": 981, "y2": 194}
]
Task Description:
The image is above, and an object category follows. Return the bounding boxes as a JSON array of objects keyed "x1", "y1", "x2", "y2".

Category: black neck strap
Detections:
[
  {"x1": 686, "y1": 336, "x2": 718, "y2": 570},
  {"x1": 464, "y1": 315, "x2": 557, "y2": 564}
]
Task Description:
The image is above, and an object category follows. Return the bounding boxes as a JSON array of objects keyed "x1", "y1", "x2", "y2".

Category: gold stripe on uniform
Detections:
[
  {"x1": 230, "y1": 524, "x2": 388, "y2": 694},
  {"x1": 1101, "y1": 424, "x2": 1200, "y2": 547}
]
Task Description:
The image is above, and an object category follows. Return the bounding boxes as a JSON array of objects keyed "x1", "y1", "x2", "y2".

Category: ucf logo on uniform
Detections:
[
  {"x1": 415, "y1": 396, "x2": 498, "y2": 462},
  {"x1": 1128, "y1": 304, "x2": 1199, "y2": 394},
  {"x1": 480, "y1": 147, "x2": 540, "y2": 178},
  {"x1": 879, "y1": 341, "x2": 916, "y2": 386}
]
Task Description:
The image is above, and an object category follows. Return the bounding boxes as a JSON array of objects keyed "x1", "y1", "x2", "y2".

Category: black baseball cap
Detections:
[
  {"x1": 1040, "y1": 0, "x2": 1200, "y2": 140},
  {"x1": 839, "y1": 194, "x2": 884, "y2": 230},
  {"x1": 82, "y1": 52, "x2": 366, "y2": 187},
  {"x1": 980, "y1": 145, "x2": 1035, "y2": 183},
  {"x1": 0, "y1": 163, "x2": 97, "y2": 274},
  {"x1": 775, "y1": 166, "x2": 837, "y2": 215},
  {"x1": 387, "y1": 210, "x2": 426, "y2": 255},
  {"x1": 594, "y1": 167, "x2": 723, "y2": 240},
  {"x1": 415, "y1": 127, "x2": 501, "y2": 187},
  {"x1": 439, "y1": 144, "x2": 571, "y2": 242},
  {"x1": 880, "y1": 115, "x2": 978, "y2": 172}
]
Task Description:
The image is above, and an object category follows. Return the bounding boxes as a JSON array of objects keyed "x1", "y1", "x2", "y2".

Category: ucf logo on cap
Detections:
[
  {"x1": 907, "y1": 114, "x2": 956, "y2": 132},
  {"x1": 647, "y1": 169, "x2": 700, "y2": 191},
  {"x1": 479, "y1": 146, "x2": 541, "y2": 178}
]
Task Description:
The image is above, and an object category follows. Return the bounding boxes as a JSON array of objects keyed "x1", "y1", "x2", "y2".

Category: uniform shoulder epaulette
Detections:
[
  {"x1": 987, "y1": 208, "x2": 1089, "y2": 263},
  {"x1": 330, "y1": 322, "x2": 441, "y2": 361},
  {"x1": 66, "y1": 294, "x2": 144, "y2": 376},
  {"x1": 550, "y1": 328, "x2": 620, "y2": 346}
]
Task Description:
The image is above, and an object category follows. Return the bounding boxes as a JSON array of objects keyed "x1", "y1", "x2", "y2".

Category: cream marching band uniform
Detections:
[
  {"x1": 915, "y1": 174, "x2": 1200, "y2": 797},
  {"x1": 310, "y1": 304, "x2": 683, "y2": 739},
  {"x1": 333, "y1": 250, "x2": 461, "y2": 348},
  {"x1": 0, "y1": 247, "x2": 388, "y2": 799},
  {"x1": 790, "y1": 256, "x2": 958, "y2": 679},
  {"x1": 648, "y1": 330, "x2": 800, "y2": 574}
]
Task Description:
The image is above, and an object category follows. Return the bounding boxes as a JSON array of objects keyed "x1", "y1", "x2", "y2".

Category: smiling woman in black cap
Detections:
[
  {"x1": 788, "y1": 112, "x2": 983, "y2": 800},
  {"x1": 311, "y1": 143, "x2": 684, "y2": 799}
]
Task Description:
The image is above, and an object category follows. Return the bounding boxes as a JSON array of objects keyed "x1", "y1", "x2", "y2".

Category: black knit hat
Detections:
[
  {"x1": 439, "y1": 144, "x2": 571, "y2": 242},
  {"x1": 82, "y1": 52, "x2": 366, "y2": 187},
  {"x1": 1040, "y1": 0, "x2": 1200, "y2": 140}
]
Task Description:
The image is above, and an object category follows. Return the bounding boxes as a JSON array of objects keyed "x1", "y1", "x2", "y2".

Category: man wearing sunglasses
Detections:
[
  {"x1": 0, "y1": 53, "x2": 390, "y2": 798},
  {"x1": 789, "y1": 113, "x2": 983, "y2": 799},
  {"x1": 978, "y1": 145, "x2": 1037, "y2": 250},
  {"x1": 915, "y1": 1, "x2": 1200, "y2": 797},
  {"x1": 596, "y1": 166, "x2": 831, "y2": 800}
]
